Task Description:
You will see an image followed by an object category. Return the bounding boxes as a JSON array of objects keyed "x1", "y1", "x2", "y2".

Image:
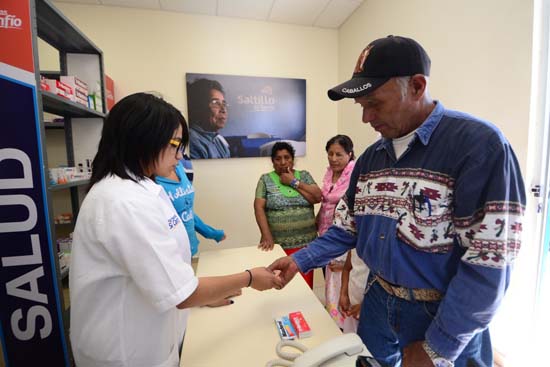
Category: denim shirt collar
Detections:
[{"x1": 375, "y1": 101, "x2": 444, "y2": 152}]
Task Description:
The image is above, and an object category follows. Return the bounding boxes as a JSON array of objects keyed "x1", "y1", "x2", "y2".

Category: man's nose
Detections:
[{"x1": 362, "y1": 107, "x2": 376, "y2": 123}]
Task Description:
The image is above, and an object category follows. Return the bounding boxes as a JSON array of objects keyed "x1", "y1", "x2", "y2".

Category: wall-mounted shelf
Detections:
[
  {"x1": 45, "y1": 121, "x2": 65, "y2": 129},
  {"x1": 48, "y1": 179, "x2": 90, "y2": 191},
  {"x1": 36, "y1": 0, "x2": 102, "y2": 54},
  {"x1": 41, "y1": 91, "x2": 105, "y2": 118}
]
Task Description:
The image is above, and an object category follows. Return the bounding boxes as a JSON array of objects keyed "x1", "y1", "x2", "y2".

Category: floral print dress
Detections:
[{"x1": 318, "y1": 160, "x2": 355, "y2": 328}]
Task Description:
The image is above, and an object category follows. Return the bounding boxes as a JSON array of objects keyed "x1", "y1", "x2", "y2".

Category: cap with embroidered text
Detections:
[{"x1": 327, "y1": 35, "x2": 431, "y2": 101}]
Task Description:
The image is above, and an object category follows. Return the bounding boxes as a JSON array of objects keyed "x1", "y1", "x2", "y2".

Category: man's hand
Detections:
[
  {"x1": 402, "y1": 341, "x2": 435, "y2": 367},
  {"x1": 267, "y1": 256, "x2": 299, "y2": 288}
]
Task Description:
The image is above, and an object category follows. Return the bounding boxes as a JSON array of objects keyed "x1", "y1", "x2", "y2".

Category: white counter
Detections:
[{"x1": 180, "y1": 245, "x2": 354, "y2": 366}]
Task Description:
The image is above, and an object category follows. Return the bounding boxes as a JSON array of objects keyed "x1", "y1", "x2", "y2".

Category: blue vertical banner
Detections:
[{"x1": 0, "y1": 0, "x2": 69, "y2": 366}]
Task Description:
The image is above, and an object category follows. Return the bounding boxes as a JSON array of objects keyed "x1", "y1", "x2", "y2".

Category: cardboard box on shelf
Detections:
[
  {"x1": 40, "y1": 76, "x2": 50, "y2": 91},
  {"x1": 60, "y1": 75, "x2": 87, "y2": 91},
  {"x1": 43, "y1": 78, "x2": 74, "y2": 100},
  {"x1": 60, "y1": 75, "x2": 88, "y2": 106}
]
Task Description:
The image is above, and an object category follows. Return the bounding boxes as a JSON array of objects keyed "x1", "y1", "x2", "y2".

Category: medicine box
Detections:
[
  {"x1": 289, "y1": 311, "x2": 312, "y2": 338},
  {"x1": 44, "y1": 79, "x2": 73, "y2": 100},
  {"x1": 274, "y1": 316, "x2": 296, "y2": 340},
  {"x1": 40, "y1": 76, "x2": 50, "y2": 92},
  {"x1": 60, "y1": 76, "x2": 88, "y2": 106}
]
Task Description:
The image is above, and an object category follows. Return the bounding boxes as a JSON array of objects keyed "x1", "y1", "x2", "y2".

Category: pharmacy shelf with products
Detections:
[{"x1": 34, "y1": 0, "x2": 107, "y2": 358}]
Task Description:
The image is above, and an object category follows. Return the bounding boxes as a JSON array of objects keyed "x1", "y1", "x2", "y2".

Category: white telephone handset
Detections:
[
  {"x1": 294, "y1": 333, "x2": 364, "y2": 366},
  {"x1": 266, "y1": 333, "x2": 376, "y2": 367}
]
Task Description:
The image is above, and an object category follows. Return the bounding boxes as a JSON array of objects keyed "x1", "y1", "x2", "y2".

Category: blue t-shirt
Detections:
[
  {"x1": 156, "y1": 162, "x2": 224, "y2": 256},
  {"x1": 181, "y1": 154, "x2": 194, "y2": 182}
]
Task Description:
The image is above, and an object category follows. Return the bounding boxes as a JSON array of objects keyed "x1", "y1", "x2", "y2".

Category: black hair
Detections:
[
  {"x1": 325, "y1": 134, "x2": 355, "y2": 160},
  {"x1": 186, "y1": 78, "x2": 225, "y2": 123},
  {"x1": 271, "y1": 141, "x2": 295, "y2": 161},
  {"x1": 89, "y1": 92, "x2": 188, "y2": 189}
]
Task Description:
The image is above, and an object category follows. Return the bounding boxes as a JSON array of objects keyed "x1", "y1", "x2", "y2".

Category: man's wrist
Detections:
[{"x1": 422, "y1": 341, "x2": 454, "y2": 367}]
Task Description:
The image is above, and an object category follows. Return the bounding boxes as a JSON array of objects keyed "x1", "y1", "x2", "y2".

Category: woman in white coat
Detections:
[{"x1": 69, "y1": 93, "x2": 281, "y2": 367}]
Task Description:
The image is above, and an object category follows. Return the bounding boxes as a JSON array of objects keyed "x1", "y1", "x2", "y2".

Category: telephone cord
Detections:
[{"x1": 265, "y1": 339, "x2": 309, "y2": 367}]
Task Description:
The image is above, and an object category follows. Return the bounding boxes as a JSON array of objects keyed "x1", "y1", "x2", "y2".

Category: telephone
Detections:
[{"x1": 265, "y1": 333, "x2": 381, "y2": 367}]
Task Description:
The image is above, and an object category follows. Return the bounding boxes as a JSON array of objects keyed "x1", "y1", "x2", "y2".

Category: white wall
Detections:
[
  {"x1": 49, "y1": 3, "x2": 339, "y2": 251},
  {"x1": 337, "y1": 0, "x2": 532, "y2": 172}
]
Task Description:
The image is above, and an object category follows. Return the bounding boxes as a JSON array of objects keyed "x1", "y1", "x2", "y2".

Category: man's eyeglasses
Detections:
[
  {"x1": 169, "y1": 139, "x2": 184, "y2": 155},
  {"x1": 209, "y1": 99, "x2": 229, "y2": 109}
]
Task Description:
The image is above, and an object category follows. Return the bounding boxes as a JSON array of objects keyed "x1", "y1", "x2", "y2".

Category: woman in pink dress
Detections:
[{"x1": 317, "y1": 135, "x2": 355, "y2": 329}]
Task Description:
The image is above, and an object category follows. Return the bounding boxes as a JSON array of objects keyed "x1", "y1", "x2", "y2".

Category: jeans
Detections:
[{"x1": 357, "y1": 274, "x2": 493, "y2": 367}]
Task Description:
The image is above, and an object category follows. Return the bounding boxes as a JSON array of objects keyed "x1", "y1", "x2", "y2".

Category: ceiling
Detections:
[{"x1": 53, "y1": 0, "x2": 365, "y2": 29}]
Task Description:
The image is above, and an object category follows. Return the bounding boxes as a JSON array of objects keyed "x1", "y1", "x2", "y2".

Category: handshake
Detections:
[{"x1": 247, "y1": 256, "x2": 300, "y2": 291}]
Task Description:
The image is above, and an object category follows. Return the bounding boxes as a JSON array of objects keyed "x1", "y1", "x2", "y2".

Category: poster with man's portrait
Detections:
[{"x1": 185, "y1": 73, "x2": 306, "y2": 159}]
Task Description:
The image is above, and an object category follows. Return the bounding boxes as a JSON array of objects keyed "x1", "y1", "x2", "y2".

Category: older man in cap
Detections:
[{"x1": 268, "y1": 35, "x2": 525, "y2": 367}]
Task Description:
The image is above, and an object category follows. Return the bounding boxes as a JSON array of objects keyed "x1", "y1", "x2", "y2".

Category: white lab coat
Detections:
[{"x1": 70, "y1": 174, "x2": 198, "y2": 367}]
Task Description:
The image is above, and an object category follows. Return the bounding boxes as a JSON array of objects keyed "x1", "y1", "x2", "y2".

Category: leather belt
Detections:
[{"x1": 375, "y1": 275, "x2": 443, "y2": 302}]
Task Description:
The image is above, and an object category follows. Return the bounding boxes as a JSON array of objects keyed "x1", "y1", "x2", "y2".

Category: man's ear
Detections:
[{"x1": 410, "y1": 74, "x2": 427, "y2": 99}]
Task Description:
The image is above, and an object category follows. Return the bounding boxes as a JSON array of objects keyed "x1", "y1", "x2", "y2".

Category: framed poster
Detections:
[{"x1": 186, "y1": 73, "x2": 306, "y2": 159}]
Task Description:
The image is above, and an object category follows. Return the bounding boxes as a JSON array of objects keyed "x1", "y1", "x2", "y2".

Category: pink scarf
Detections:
[{"x1": 317, "y1": 160, "x2": 356, "y2": 235}]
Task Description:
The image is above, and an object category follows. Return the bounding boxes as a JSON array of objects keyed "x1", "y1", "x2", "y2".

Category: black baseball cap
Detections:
[{"x1": 327, "y1": 35, "x2": 431, "y2": 101}]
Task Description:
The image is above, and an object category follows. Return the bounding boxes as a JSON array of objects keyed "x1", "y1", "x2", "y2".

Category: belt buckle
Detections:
[
  {"x1": 379, "y1": 276, "x2": 440, "y2": 302},
  {"x1": 393, "y1": 286, "x2": 411, "y2": 301}
]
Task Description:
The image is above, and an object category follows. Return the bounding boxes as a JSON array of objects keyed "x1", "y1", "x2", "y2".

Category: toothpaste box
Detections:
[
  {"x1": 289, "y1": 311, "x2": 312, "y2": 338},
  {"x1": 274, "y1": 316, "x2": 296, "y2": 340}
]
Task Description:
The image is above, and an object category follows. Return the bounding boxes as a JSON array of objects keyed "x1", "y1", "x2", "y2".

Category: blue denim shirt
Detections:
[{"x1": 293, "y1": 101, "x2": 525, "y2": 360}]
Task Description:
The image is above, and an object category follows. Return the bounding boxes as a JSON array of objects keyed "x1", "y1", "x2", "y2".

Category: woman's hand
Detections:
[
  {"x1": 339, "y1": 291, "x2": 351, "y2": 315},
  {"x1": 348, "y1": 303, "x2": 361, "y2": 319},
  {"x1": 249, "y1": 267, "x2": 283, "y2": 291},
  {"x1": 205, "y1": 289, "x2": 242, "y2": 307},
  {"x1": 279, "y1": 167, "x2": 294, "y2": 186},
  {"x1": 267, "y1": 256, "x2": 299, "y2": 288},
  {"x1": 258, "y1": 233, "x2": 275, "y2": 251}
]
